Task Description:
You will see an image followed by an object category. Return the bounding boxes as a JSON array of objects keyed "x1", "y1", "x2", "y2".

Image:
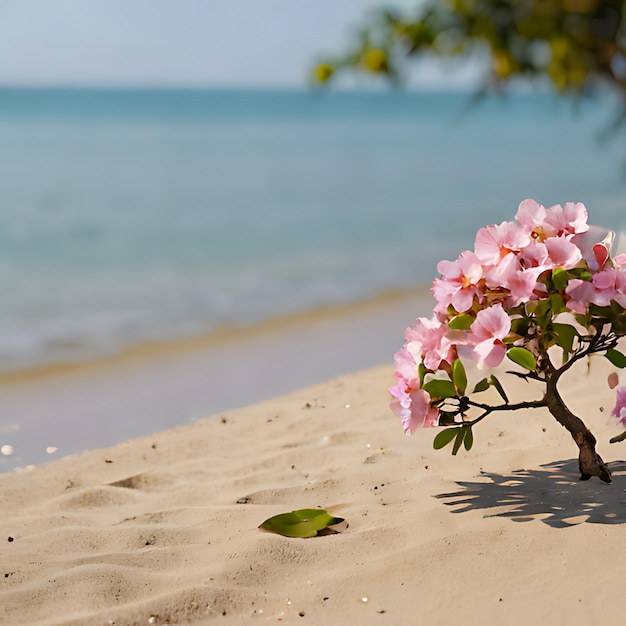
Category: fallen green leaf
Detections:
[{"x1": 259, "y1": 508, "x2": 345, "y2": 538}]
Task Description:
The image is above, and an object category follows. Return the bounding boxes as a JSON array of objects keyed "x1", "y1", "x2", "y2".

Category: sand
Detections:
[{"x1": 2, "y1": 348, "x2": 626, "y2": 625}]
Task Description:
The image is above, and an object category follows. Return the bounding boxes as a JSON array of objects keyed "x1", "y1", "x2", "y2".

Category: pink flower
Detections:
[
  {"x1": 390, "y1": 347, "x2": 439, "y2": 433},
  {"x1": 544, "y1": 202, "x2": 589, "y2": 236},
  {"x1": 611, "y1": 386, "x2": 626, "y2": 426},
  {"x1": 518, "y1": 237, "x2": 581, "y2": 273},
  {"x1": 474, "y1": 221, "x2": 531, "y2": 265},
  {"x1": 389, "y1": 377, "x2": 439, "y2": 434},
  {"x1": 543, "y1": 236, "x2": 583, "y2": 269},
  {"x1": 591, "y1": 268, "x2": 626, "y2": 308},
  {"x1": 519, "y1": 241, "x2": 551, "y2": 268},
  {"x1": 485, "y1": 252, "x2": 543, "y2": 307},
  {"x1": 405, "y1": 316, "x2": 454, "y2": 371},
  {"x1": 393, "y1": 346, "x2": 419, "y2": 383},
  {"x1": 565, "y1": 278, "x2": 596, "y2": 314},
  {"x1": 432, "y1": 250, "x2": 484, "y2": 314},
  {"x1": 515, "y1": 198, "x2": 556, "y2": 241},
  {"x1": 614, "y1": 253, "x2": 626, "y2": 269},
  {"x1": 593, "y1": 242, "x2": 612, "y2": 271},
  {"x1": 461, "y1": 304, "x2": 511, "y2": 369},
  {"x1": 571, "y1": 225, "x2": 614, "y2": 271}
]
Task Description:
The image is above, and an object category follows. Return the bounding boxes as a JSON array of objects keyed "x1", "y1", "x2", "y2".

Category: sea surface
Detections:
[{"x1": 0, "y1": 87, "x2": 624, "y2": 373}]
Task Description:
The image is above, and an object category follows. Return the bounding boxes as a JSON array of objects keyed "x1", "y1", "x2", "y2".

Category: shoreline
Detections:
[
  {"x1": 0, "y1": 286, "x2": 432, "y2": 388},
  {"x1": 0, "y1": 286, "x2": 433, "y2": 473}
]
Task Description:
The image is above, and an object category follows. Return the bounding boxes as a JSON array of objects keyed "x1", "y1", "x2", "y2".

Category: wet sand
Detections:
[{"x1": 0, "y1": 288, "x2": 432, "y2": 471}]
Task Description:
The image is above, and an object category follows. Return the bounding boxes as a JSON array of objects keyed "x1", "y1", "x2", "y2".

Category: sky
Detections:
[{"x1": 0, "y1": 0, "x2": 482, "y2": 89}]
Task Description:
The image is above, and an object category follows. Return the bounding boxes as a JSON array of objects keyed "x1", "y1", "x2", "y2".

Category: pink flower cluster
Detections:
[
  {"x1": 566, "y1": 251, "x2": 626, "y2": 313},
  {"x1": 432, "y1": 198, "x2": 590, "y2": 316},
  {"x1": 391, "y1": 199, "x2": 626, "y2": 434}
]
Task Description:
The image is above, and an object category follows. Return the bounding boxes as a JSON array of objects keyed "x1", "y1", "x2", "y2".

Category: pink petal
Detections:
[
  {"x1": 471, "y1": 304, "x2": 511, "y2": 341},
  {"x1": 572, "y1": 225, "x2": 615, "y2": 271},
  {"x1": 544, "y1": 236, "x2": 582, "y2": 269},
  {"x1": 593, "y1": 243, "x2": 610, "y2": 270},
  {"x1": 436, "y1": 259, "x2": 461, "y2": 279},
  {"x1": 473, "y1": 338, "x2": 506, "y2": 368},
  {"x1": 515, "y1": 198, "x2": 546, "y2": 230}
]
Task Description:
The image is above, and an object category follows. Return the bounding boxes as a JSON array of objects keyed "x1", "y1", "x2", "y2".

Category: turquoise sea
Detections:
[{"x1": 0, "y1": 88, "x2": 624, "y2": 373}]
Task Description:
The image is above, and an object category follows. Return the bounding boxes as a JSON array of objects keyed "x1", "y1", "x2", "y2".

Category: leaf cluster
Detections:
[{"x1": 313, "y1": 0, "x2": 626, "y2": 125}]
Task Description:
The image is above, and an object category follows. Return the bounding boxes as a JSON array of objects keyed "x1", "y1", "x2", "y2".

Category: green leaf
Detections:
[
  {"x1": 463, "y1": 427, "x2": 474, "y2": 451},
  {"x1": 550, "y1": 294, "x2": 566, "y2": 315},
  {"x1": 507, "y1": 347, "x2": 537, "y2": 371},
  {"x1": 451, "y1": 428, "x2": 465, "y2": 455},
  {"x1": 531, "y1": 298, "x2": 555, "y2": 328},
  {"x1": 589, "y1": 303, "x2": 612, "y2": 319},
  {"x1": 569, "y1": 267, "x2": 592, "y2": 282},
  {"x1": 606, "y1": 348, "x2": 626, "y2": 368},
  {"x1": 452, "y1": 359, "x2": 467, "y2": 396},
  {"x1": 490, "y1": 375, "x2": 509, "y2": 403},
  {"x1": 472, "y1": 378, "x2": 490, "y2": 393},
  {"x1": 259, "y1": 508, "x2": 345, "y2": 538},
  {"x1": 551, "y1": 267, "x2": 569, "y2": 291},
  {"x1": 552, "y1": 323, "x2": 577, "y2": 355},
  {"x1": 527, "y1": 299, "x2": 549, "y2": 318},
  {"x1": 448, "y1": 313, "x2": 474, "y2": 330},
  {"x1": 573, "y1": 312, "x2": 590, "y2": 328},
  {"x1": 610, "y1": 430, "x2": 626, "y2": 444},
  {"x1": 437, "y1": 412, "x2": 457, "y2": 426},
  {"x1": 418, "y1": 362, "x2": 429, "y2": 386},
  {"x1": 433, "y1": 427, "x2": 460, "y2": 450},
  {"x1": 422, "y1": 379, "x2": 457, "y2": 399},
  {"x1": 509, "y1": 317, "x2": 530, "y2": 338}
]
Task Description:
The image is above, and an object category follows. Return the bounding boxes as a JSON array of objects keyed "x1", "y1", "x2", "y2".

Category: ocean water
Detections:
[{"x1": 0, "y1": 88, "x2": 624, "y2": 372}]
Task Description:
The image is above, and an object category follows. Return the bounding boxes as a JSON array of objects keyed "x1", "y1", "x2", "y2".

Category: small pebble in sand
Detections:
[
  {"x1": 361, "y1": 597, "x2": 369, "y2": 603},
  {"x1": 344, "y1": 404, "x2": 351, "y2": 408}
]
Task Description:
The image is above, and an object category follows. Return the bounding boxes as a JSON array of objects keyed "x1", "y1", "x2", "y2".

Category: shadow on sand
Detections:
[{"x1": 436, "y1": 459, "x2": 626, "y2": 528}]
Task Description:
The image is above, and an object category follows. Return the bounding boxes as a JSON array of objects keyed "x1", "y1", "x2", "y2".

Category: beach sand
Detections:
[{"x1": 2, "y1": 341, "x2": 626, "y2": 624}]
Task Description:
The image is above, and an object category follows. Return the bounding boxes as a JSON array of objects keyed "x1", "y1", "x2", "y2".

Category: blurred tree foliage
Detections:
[{"x1": 314, "y1": 0, "x2": 625, "y2": 116}]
